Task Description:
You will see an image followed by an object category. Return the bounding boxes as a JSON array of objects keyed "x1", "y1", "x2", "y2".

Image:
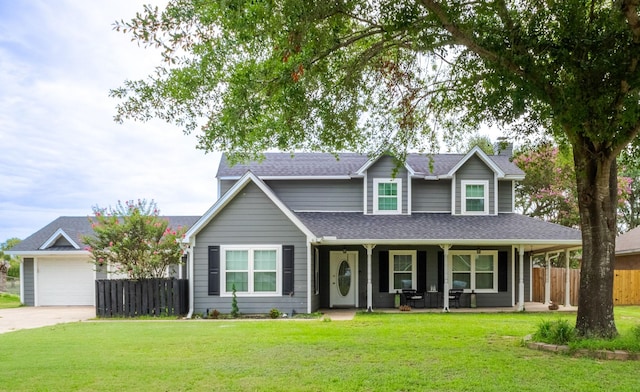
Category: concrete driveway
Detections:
[{"x1": 0, "y1": 306, "x2": 95, "y2": 334}]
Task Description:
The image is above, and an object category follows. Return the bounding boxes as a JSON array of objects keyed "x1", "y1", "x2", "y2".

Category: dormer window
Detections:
[
  {"x1": 461, "y1": 180, "x2": 489, "y2": 214},
  {"x1": 374, "y1": 178, "x2": 402, "y2": 214}
]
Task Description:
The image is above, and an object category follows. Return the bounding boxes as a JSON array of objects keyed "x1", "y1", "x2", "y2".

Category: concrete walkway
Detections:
[{"x1": 0, "y1": 306, "x2": 95, "y2": 334}]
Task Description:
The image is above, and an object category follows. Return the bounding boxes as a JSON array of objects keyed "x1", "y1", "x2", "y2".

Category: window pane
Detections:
[
  {"x1": 466, "y1": 199, "x2": 484, "y2": 212},
  {"x1": 466, "y1": 185, "x2": 484, "y2": 197},
  {"x1": 254, "y1": 272, "x2": 276, "y2": 292},
  {"x1": 394, "y1": 255, "x2": 412, "y2": 272},
  {"x1": 226, "y1": 272, "x2": 248, "y2": 292},
  {"x1": 226, "y1": 250, "x2": 248, "y2": 270},
  {"x1": 452, "y1": 255, "x2": 471, "y2": 271},
  {"x1": 254, "y1": 250, "x2": 276, "y2": 270},
  {"x1": 378, "y1": 197, "x2": 398, "y2": 211},
  {"x1": 476, "y1": 273, "x2": 494, "y2": 289},
  {"x1": 452, "y1": 273, "x2": 470, "y2": 289},
  {"x1": 378, "y1": 182, "x2": 397, "y2": 196},
  {"x1": 476, "y1": 255, "x2": 494, "y2": 271},
  {"x1": 394, "y1": 273, "x2": 412, "y2": 290}
]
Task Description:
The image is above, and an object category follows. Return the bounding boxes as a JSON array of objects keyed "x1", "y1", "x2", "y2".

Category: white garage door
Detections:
[{"x1": 37, "y1": 257, "x2": 95, "y2": 306}]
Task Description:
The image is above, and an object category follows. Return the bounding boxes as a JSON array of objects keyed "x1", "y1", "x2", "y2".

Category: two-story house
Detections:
[{"x1": 183, "y1": 147, "x2": 582, "y2": 315}]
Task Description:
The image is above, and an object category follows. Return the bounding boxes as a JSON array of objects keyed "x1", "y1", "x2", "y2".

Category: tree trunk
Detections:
[{"x1": 574, "y1": 144, "x2": 618, "y2": 338}]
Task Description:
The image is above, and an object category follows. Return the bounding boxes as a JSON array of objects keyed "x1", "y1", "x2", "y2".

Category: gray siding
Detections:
[
  {"x1": 366, "y1": 156, "x2": 409, "y2": 214},
  {"x1": 455, "y1": 155, "x2": 495, "y2": 215},
  {"x1": 266, "y1": 179, "x2": 363, "y2": 211},
  {"x1": 219, "y1": 180, "x2": 235, "y2": 197},
  {"x1": 22, "y1": 258, "x2": 34, "y2": 306},
  {"x1": 193, "y1": 182, "x2": 309, "y2": 314},
  {"x1": 412, "y1": 179, "x2": 452, "y2": 212},
  {"x1": 498, "y1": 180, "x2": 513, "y2": 213}
]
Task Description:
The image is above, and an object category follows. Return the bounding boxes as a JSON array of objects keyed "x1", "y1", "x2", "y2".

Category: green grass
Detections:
[
  {"x1": 0, "y1": 309, "x2": 639, "y2": 391},
  {"x1": 0, "y1": 293, "x2": 21, "y2": 309}
]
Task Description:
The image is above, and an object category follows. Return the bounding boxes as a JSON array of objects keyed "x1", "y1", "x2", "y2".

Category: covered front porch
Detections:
[{"x1": 311, "y1": 241, "x2": 581, "y2": 313}]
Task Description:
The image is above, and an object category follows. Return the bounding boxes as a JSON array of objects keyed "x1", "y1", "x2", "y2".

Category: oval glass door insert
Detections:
[{"x1": 337, "y1": 260, "x2": 351, "y2": 297}]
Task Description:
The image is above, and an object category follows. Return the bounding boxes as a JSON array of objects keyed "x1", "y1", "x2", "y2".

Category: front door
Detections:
[{"x1": 329, "y1": 251, "x2": 358, "y2": 307}]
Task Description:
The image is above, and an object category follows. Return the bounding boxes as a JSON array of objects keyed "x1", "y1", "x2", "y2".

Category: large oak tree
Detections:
[{"x1": 112, "y1": 1, "x2": 640, "y2": 338}]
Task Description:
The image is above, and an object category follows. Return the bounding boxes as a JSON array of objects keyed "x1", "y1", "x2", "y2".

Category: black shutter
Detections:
[
  {"x1": 208, "y1": 246, "x2": 220, "y2": 296},
  {"x1": 379, "y1": 250, "x2": 389, "y2": 292},
  {"x1": 283, "y1": 245, "x2": 295, "y2": 295},
  {"x1": 417, "y1": 251, "x2": 427, "y2": 293},
  {"x1": 498, "y1": 251, "x2": 508, "y2": 292},
  {"x1": 437, "y1": 251, "x2": 444, "y2": 292}
]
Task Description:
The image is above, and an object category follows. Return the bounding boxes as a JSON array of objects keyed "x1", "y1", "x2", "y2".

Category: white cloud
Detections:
[{"x1": 0, "y1": 1, "x2": 218, "y2": 241}]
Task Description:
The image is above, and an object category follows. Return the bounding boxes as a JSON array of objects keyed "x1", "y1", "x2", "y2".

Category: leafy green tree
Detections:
[
  {"x1": 111, "y1": 1, "x2": 640, "y2": 338},
  {"x1": 83, "y1": 200, "x2": 187, "y2": 279},
  {"x1": 1, "y1": 238, "x2": 21, "y2": 278},
  {"x1": 513, "y1": 143, "x2": 580, "y2": 228},
  {"x1": 618, "y1": 148, "x2": 640, "y2": 232},
  {"x1": 465, "y1": 134, "x2": 495, "y2": 155}
]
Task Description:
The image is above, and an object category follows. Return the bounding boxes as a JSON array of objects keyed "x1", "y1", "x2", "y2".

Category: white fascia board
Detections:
[
  {"x1": 39, "y1": 228, "x2": 81, "y2": 250},
  {"x1": 9, "y1": 250, "x2": 90, "y2": 256},
  {"x1": 218, "y1": 175, "x2": 358, "y2": 181},
  {"x1": 446, "y1": 146, "x2": 506, "y2": 178},
  {"x1": 183, "y1": 171, "x2": 316, "y2": 243},
  {"x1": 355, "y1": 154, "x2": 415, "y2": 176},
  {"x1": 313, "y1": 238, "x2": 582, "y2": 247},
  {"x1": 503, "y1": 174, "x2": 525, "y2": 181}
]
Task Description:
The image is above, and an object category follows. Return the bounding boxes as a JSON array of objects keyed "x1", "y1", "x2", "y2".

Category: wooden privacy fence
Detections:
[
  {"x1": 533, "y1": 268, "x2": 640, "y2": 305},
  {"x1": 532, "y1": 267, "x2": 580, "y2": 305},
  {"x1": 95, "y1": 278, "x2": 188, "y2": 318},
  {"x1": 614, "y1": 270, "x2": 640, "y2": 305}
]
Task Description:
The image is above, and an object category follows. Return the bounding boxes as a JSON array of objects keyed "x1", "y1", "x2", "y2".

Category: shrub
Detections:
[
  {"x1": 533, "y1": 319, "x2": 575, "y2": 345},
  {"x1": 230, "y1": 284, "x2": 239, "y2": 318},
  {"x1": 208, "y1": 309, "x2": 220, "y2": 319},
  {"x1": 269, "y1": 308, "x2": 281, "y2": 319},
  {"x1": 632, "y1": 325, "x2": 640, "y2": 341}
]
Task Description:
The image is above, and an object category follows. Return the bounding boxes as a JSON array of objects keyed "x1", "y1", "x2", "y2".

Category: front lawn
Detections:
[
  {"x1": 1, "y1": 308, "x2": 639, "y2": 391},
  {"x1": 0, "y1": 293, "x2": 21, "y2": 309}
]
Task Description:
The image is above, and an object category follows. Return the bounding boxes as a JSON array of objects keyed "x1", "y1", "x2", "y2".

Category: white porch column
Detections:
[
  {"x1": 518, "y1": 245, "x2": 525, "y2": 312},
  {"x1": 564, "y1": 249, "x2": 571, "y2": 307},
  {"x1": 440, "y1": 244, "x2": 451, "y2": 312},
  {"x1": 363, "y1": 244, "x2": 375, "y2": 312},
  {"x1": 544, "y1": 252, "x2": 551, "y2": 305}
]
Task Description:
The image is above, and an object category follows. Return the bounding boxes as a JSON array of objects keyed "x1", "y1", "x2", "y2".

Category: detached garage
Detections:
[
  {"x1": 9, "y1": 216, "x2": 199, "y2": 307},
  {"x1": 11, "y1": 218, "x2": 98, "y2": 306}
]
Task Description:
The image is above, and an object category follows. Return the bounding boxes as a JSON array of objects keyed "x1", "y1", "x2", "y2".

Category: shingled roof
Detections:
[
  {"x1": 217, "y1": 152, "x2": 524, "y2": 178},
  {"x1": 616, "y1": 226, "x2": 640, "y2": 255},
  {"x1": 295, "y1": 212, "x2": 581, "y2": 245},
  {"x1": 10, "y1": 216, "x2": 200, "y2": 253}
]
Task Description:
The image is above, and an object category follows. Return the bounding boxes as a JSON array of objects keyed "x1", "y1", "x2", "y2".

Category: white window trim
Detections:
[
  {"x1": 388, "y1": 250, "x2": 417, "y2": 293},
  {"x1": 220, "y1": 245, "x2": 281, "y2": 297},
  {"x1": 374, "y1": 178, "x2": 402, "y2": 214},
  {"x1": 461, "y1": 180, "x2": 489, "y2": 215},
  {"x1": 449, "y1": 250, "x2": 498, "y2": 293}
]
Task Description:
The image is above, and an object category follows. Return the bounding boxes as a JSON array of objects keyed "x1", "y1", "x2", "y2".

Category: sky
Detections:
[{"x1": 0, "y1": 1, "x2": 218, "y2": 242}]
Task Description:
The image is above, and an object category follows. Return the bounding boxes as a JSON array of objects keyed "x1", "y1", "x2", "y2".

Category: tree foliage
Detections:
[
  {"x1": 83, "y1": 200, "x2": 186, "y2": 279},
  {"x1": 618, "y1": 148, "x2": 640, "y2": 232},
  {"x1": 513, "y1": 143, "x2": 580, "y2": 228},
  {"x1": 112, "y1": 1, "x2": 640, "y2": 338},
  {"x1": 0, "y1": 238, "x2": 21, "y2": 278}
]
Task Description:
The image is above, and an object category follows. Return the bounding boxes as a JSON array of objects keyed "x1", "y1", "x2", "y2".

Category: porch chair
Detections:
[
  {"x1": 449, "y1": 288, "x2": 464, "y2": 308},
  {"x1": 402, "y1": 289, "x2": 425, "y2": 308}
]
